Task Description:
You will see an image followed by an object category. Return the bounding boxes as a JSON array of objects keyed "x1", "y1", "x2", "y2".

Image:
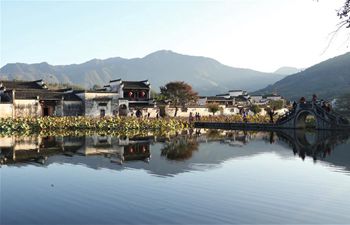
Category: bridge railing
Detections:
[
  {"x1": 313, "y1": 103, "x2": 349, "y2": 125},
  {"x1": 277, "y1": 102, "x2": 349, "y2": 127},
  {"x1": 298, "y1": 102, "x2": 313, "y2": 110}
]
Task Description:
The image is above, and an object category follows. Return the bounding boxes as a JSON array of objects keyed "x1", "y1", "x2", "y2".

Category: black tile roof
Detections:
[
  {"x1": 63, "y1": 93, "x2": 82, "y2": 101},
  {"x1": 234, "y1": 96, "x2": 249, "y2": 102},
  {"x1": 0, "y1": 92, "x2": 12, "y2": 102},
  {"x1": 207, "y1": 96, "x2": 234, "y2": 101},
  {"x1": 13, "y1": 89, "x2": 82, "y2": 101},
  {"x1": 110, "y1": 79, "x2": 121, "y2": 82},
  {"x1": 122, "y1": 81, "x2": 150, "y2": 89},
  {"x1": 52, "y1": 88, "x2": 73, "y2": 93},
  {"x1": 0, "y1": 80, "x2": 45, "y2": 90}
]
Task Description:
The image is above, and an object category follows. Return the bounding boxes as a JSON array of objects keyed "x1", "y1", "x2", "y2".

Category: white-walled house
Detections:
[
  {"x1": 75, "y1": 91, "x2": 121, "y2": 117},
  {"x1": 250, "y1": 95, "x2": 263, "y2": 103},
  {"x1": 229, "y1": 90, "x2": 248, "y2": 97},
  {"x1": 104, "y1": 79, "x2": 153, "y2": 109},
  {"x1": 0, "y1": 80, "x2": 83, "y2": 118},
  {"x1": 0, "y1": 79, "x2": 154, "y2": 118},
  {"x1": 265, "y1": 94, "x2": 283, "y2": 101}
]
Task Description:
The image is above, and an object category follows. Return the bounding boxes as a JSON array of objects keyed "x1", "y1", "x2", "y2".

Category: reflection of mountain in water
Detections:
[{"x1": 0, "y1": 130, "x2": 349, "y2": 176}]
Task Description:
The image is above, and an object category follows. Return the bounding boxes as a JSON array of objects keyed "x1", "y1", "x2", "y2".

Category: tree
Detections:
[
  {"x1": 159, "y1": 81, "x2": 198, "y2": 117},
  {"x1": 46, "y1": 82, "x2": 84, "y2": 90},
  {"x1": 335, "y1": 93, "x2": 350, "y2": 118},
  {"x1": 249, "y1": 104, "x2": 261, "y2": 115},
  {"x1": 150, "y1": 89, "x2": 159, "y2": 99},
  {"x1": 269, "y1": 100, "x2": 284, "y2": 110},
  {"x1": 92, "y1": 84, "x2": 102, "y2": 90},
  {"x1": 207, "y1": 103, "x2": 221, "y2": 115},
  {"x1": 338, "y1": 0, "x2": 350, "y2": 29}
]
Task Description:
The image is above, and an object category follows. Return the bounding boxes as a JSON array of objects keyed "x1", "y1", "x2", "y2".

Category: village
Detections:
[{"x1": 0, "y1": 79, "x2": 286, "y2": 119}]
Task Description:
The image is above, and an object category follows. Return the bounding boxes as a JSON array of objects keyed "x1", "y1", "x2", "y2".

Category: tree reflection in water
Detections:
[{"x1": 161, "y1": 135, "x2": 199, "y2": 161}]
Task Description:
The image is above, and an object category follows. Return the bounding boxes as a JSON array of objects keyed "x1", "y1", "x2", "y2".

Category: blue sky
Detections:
[{"x1": 1, "y1": 0, "x2": 349, "y2": 72}]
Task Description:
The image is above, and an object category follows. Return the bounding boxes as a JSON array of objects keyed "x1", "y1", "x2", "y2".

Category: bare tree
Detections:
[
  {"x1": 337, "y1": 0, "x2": 350, "y2": 29},
  {"x1": 322, "y1": 0, "x2": 350, "y2": 52}
]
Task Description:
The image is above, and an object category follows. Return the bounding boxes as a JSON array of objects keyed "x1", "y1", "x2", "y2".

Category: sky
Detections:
[{"x1": 1, "y1": 0, "x2": 349, "y2": 72}]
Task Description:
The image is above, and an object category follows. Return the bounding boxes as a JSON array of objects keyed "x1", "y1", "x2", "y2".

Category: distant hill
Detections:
[
  {"x1": 0, "y1": 50, "x2": 285, "y2": 95},
  {"x1": 274, "y1": 66, "x2": 301, "y2": 75},
  {"x1": 256, "y1": 52, "x2": 350, "y2": 100}
]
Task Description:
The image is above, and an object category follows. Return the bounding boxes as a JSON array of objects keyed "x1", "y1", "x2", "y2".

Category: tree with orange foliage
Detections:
[{"x1": 160, "y1": 81, "x2": 198, "y2": 117}]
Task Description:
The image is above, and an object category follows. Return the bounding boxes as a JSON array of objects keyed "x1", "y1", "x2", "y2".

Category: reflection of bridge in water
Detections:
[
  {"x1": 195, "y1": 129, "x2": 350, "y2": 162},
  {"x1": 275, "y1": 129, "x2": 349, "y2": 161},
  {"x1": 195, "y1": 102, "x2": 350, "y2": 130}
]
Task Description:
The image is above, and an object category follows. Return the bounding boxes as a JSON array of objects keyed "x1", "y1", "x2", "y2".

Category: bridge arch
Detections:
[{"x1": 294, "y1": 110, "x2": 318, "y2": 129}]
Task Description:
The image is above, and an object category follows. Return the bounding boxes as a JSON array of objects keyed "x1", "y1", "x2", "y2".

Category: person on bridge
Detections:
[
  {"x1": 299, "y1": 97, "x2": 306, "y2": 104},
  {"x1": 189, "y1": 112, "x2": 194, "y2": 123},
  {"x1": 268, "y1": 107, "x2": 277, "y2": 123},
  {"x1": 242, "y1": 109, "x2": 248, "y2": 123},
  {"x1": 322, "y1": 102, "x2": 332, "y2": 112}
]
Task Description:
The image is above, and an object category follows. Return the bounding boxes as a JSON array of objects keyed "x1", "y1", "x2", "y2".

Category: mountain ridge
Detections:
[
  {"x1": 0, "y1": 50, "x2": 285, "y2": 95},
  {"x1": 256, "y1": 52, "x2": 350, "y2": 100}
]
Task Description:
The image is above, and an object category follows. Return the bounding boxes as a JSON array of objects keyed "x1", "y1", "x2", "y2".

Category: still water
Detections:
[{"x1": 1, "y1": 129, "x2": 350, "y2": 224}]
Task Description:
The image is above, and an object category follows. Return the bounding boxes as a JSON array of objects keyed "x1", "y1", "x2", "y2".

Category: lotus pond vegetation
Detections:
[{"x1": 0, "y1": 115, "x2": 271, "y2": 136}]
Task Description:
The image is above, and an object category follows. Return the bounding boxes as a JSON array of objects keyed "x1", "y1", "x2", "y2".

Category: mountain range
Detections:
[
  {"x1": 1, "y1": 50, "x2": 349, "y2": 99},
  {"x1": 256, "y1": 52, "x2": 350, "y2": 100},
  {"x1": 0, "y1": 50, "x2": 285, "y2": 95}
]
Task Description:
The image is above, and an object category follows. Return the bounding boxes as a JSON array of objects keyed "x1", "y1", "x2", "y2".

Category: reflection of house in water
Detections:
[
  {"x1": 1, "y1": 131, "x2": 349, "y2": 176},
  {"x1": 0, "y1": 136, "x2": 152, "y2": 166},
  {"x1": 77, "y1": 136, "x2": 151, "y2": 164},
  {"x1": 0, "y1": 136, "x2": 62, "y2": 164}
]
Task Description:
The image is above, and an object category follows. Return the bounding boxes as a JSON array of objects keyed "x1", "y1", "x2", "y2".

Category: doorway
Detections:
[
  {"x1": 43, "y1": 107, "x2": 49, "y2": 117},
  {"x1": 100, "y1": 109, "x2": 106, "y2": 118}
]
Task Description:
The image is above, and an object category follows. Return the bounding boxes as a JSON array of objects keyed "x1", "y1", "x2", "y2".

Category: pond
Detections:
[{"x1": 1, "y1": 129, "x2": 350, "y2": 224}]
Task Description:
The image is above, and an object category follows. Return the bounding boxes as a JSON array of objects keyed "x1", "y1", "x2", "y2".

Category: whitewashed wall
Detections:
[
  {"x1": 0, "y1": 137, "x2": 14, "y2": 147},
  {"x1": 14, "y1": 99, "x2": 41, "y2": 117},
  {"x1": 0, "y1": 103, "x2": 13, "y2": 118}
]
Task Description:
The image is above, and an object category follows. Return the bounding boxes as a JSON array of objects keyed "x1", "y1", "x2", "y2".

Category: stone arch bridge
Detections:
[{"x1": 276, "y1": 102, "x2": 349, "y2": 130}]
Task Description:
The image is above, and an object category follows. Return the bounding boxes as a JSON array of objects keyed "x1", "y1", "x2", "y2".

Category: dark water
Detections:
[{"x1": 1, "y1": 129, "x2": 350, "y2": 224}]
